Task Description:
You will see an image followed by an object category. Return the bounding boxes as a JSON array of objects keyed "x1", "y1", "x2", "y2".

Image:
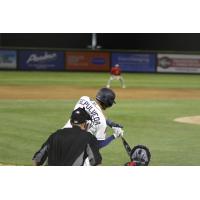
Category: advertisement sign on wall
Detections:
[
  {"x1": 157, "y1": 54, "x2": 200, "y2": 73},
  {"x1": 19, "y1": 51, "x2": 65, "y2": 70},
  {"x1": 111, "y1": 53, "x2": 156, "y2": 72},
  {"x1": 66, "y1": 51, "x2": 110, "y2": 71},
  {"x1": 0, "y1": 50, "x2": 17, "y2": 69}
]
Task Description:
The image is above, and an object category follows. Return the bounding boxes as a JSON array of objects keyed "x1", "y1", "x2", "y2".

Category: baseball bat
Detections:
[
  {"x1": 107, "y1": 120, "x2": 132, "y2": 158},
  {"x1": 121, "y1": 136, "x2": 132, "y2": 157}
]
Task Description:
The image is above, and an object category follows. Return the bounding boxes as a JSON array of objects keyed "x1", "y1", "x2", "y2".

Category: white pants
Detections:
[{"x1": 107, "y1": 75, "x2": 126, "y2": 88}]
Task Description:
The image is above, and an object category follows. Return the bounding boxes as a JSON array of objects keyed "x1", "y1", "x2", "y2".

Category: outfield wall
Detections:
[
  {"x1": 0, "y1": 50, "x2": 17, "y2": 70},
  {"x1": 1, "y1": 48, "x2": 200, "y2": 73}
]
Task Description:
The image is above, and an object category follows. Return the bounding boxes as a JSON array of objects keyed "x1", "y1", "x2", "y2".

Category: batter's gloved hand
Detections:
[
  {"x1": 112, "y1": 127, "x2": 124, "y2": 138},
  {"x1": 106, "y1": 119, "x2": 123, "y2": 128}
]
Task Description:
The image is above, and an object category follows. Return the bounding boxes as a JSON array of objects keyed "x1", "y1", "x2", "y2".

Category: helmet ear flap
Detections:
[{"x1": 107, "y1": 96, "x2": 114, "y2": 107}]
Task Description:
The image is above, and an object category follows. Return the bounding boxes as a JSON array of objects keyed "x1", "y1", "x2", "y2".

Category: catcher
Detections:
[{"x1": 125, "y1": 145, "x2": 151, "y2": 166}]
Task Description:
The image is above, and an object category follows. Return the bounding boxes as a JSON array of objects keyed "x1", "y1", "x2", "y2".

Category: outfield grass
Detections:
[
  {"x1": 0, "y1": 71, "x2": 200, "y2": 89},
  {"x1": 0, "y1": 71, "x2": 200, "y2": 165}
]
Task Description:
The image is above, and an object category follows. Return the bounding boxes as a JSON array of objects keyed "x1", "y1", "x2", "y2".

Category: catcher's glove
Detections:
[{"x1": 126, "y1": 145, "x2": 151, "y2": 166}]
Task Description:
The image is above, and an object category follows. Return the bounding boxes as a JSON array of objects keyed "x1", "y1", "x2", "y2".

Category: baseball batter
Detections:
[{"x1": 63, "y1": 88, "x2": 124, "y2": 149}]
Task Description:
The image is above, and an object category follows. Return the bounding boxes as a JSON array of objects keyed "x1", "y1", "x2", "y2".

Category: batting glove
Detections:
[{"x1": 112, "y1": 127, "x2": 124, "y2": 138}]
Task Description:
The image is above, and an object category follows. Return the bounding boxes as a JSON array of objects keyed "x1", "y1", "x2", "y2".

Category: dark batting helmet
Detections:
[{"x1": 96, "y1": 88, "x2": 116, "y2": 108}]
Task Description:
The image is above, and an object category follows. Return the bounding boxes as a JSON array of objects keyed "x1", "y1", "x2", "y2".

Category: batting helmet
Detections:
[
  {"x1": 96, "y1": 88, "x2": 116, "y2": 108},
  {"x1": 130, "y1": 145, "x2": 151, "y2": 166}
]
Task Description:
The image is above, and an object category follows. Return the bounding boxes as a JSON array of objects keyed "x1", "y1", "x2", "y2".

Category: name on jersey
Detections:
[{"x1": 79, "y1": 99, "x2": 101, "y2": 125}]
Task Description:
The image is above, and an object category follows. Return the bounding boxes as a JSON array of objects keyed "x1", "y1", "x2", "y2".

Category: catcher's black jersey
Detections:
[{"x1": 33, "y1": 127, "x2": 102, "y2": 166}]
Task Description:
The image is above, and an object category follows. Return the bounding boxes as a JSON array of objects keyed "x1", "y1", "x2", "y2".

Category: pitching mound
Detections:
[{"x1": 174, "y1": 116, "x2": 200, "y2": 125}]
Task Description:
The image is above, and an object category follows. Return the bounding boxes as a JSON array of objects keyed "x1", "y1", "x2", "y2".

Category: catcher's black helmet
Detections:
[
  {"x1": 96, "y1": 88, "x2": 116, "y2": 108},
  {"x1": 130, "y1": 145, "x2": 151, "y2": 166}
]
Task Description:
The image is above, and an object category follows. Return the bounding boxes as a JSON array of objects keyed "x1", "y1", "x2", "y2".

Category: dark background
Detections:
[{"x1": 1, "y1": 33, "x2": 200, "y2": 51}]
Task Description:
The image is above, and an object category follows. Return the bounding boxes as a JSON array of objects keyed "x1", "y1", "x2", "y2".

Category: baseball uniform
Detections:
[{"x1": 63, "y1": 96, "x2": 107, "y2": 141}]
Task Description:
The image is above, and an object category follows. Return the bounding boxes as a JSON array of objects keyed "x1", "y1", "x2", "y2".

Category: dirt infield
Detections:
[
  {"x1": 1, "y1": 86, "x2": 200, "y2": 100},
  {"x1": 174, "y1": 116, "x2": 200, "y2": 125}
]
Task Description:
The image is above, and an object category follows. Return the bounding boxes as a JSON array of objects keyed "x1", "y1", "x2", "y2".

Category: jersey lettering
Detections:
[{"x1": 79, "y1": 99, "x2": 101, "y2": 125}]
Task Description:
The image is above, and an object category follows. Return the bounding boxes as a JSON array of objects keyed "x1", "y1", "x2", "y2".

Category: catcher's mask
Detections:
[{"x1": 128, "y1": 145, "x2": 151, "y2": 166}]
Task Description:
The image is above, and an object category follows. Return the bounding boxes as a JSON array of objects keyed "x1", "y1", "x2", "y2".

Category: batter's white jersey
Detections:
[{"x1": 63, "y1": 96, "x2": 107, "y2": 140}]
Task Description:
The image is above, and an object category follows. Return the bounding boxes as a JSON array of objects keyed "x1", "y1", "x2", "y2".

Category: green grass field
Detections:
[
  {"x1": 1, "y1": 71, "x2": 200, "y2": 88},
  {"x1": 0, "y1": 71, "x2": 200, "y2": 165}
]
